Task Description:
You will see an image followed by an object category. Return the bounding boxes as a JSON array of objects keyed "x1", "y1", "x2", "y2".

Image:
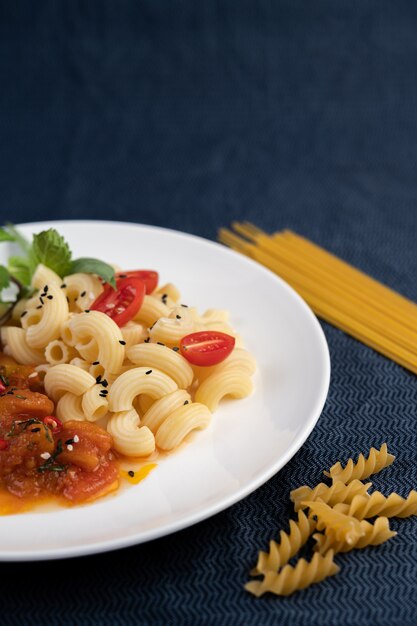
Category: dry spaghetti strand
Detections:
[{"x1": 218, "y1": 224, "x2": 417, "y2": 376}]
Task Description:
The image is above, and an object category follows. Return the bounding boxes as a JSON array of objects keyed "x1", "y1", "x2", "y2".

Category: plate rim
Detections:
[{"x1": 0, "y1": 219, "x2": 331, "y2": 561}]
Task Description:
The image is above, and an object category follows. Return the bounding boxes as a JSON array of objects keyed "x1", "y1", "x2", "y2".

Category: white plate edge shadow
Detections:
[{"x1": 0, "y1": 220, "x2": 331, "y2": 561}]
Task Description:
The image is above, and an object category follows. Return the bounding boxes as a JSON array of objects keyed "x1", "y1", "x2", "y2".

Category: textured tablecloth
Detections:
[{"x1": 1, "y1": 2, "x2": 417, "y2": 624}]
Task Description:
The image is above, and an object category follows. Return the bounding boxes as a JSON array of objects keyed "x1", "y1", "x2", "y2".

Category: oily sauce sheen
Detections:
[{"x1": 0, "y1": 354, "x2": 119, "y2": 512}]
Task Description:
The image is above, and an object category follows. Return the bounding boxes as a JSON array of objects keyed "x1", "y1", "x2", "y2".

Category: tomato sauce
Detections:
[{"x1": 0, "y1": 354, "x2": 120, "y2": 513}]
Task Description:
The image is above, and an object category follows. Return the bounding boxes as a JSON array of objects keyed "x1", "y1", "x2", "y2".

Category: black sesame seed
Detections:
[
  {"x1": 44, "y1": 285, "x2": 49, "y2": 292},
  {"x1": 39, "y1": 297, "x2": 44, "y2": 304},
  {"x1": 61, "y1": 284, "x2": 67, "y2": 289},
  {"x1": 20, "y1": 311, "x2": 27, "y2": 318},
  {"x1": 145, "y1": 369, "x2": 152, "y2": 375},
  {"x1": 161, "y1": 294, "x2": 168, "y2": 304},
  {"x1": 157, "y1": 342, "x2": 165, "y2": 346},
  {"x1": 172, "y1": 347, "x2": 179, "y2": 352},
  {"x1": 128, "y1": 470, "x2": 135, "y2": 477},
  {"x1": 101, "y1": 379, "x2": 108, "y2": 388},
  {"x1": 144, "y1": 337, "x2": 150, "y2": 343},
  {"x1": 176, "y1": 315, "x2": 181, "y2": 319},
  {"x1": 84, "y1": 309, "x2": 90, "y2": 313},
  {"x1": 181, "y1": 304, "x2": 188, "y2": 308},
  {"x1": 80, "y1": 291, "x2": 86, "y2": 297},
  {"x1": 36, "y1": 305, "x2": 42, "y2": 309},
  {"x1": 100, "y1": 389, "x2": 108, "y2": 395},
  {"x1": 65, "y1": 438, "x2": 75, "y2": 445},
  {"x1": 95, "y1": 375, "x2": 102, "y2": 384},
  {"x1": 119, "y1": 340, "x2": 126, "y2": 345},
  {"x1": 184, "y1": 400, "x2": 189, "y2": 405},
  {"x1": 92, "y1": 361, "x2": 99, "y2": 365},
  {"x1": 47, "y1": 295, "x2": 53, "y2": 300}
]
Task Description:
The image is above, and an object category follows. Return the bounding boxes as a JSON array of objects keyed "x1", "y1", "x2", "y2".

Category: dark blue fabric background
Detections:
[{"x1": 1, "y1": 1, "x2": 417, "y2": 624}]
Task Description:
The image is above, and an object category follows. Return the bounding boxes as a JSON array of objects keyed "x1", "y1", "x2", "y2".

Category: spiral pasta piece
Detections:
[
  {"x1": 108, "y1": 367, "x2": 177, "y2": 412},
  {"x1": 290, "y1": 479, "x2": 372, "y2": 512},
  {"x1": 155, "y1": 402, "x2": 211, "y2": 450},
  {"x1": 303, "y1": 500, "x2": 365, "y2": 545},
  {"x1": 126, "y1": 342, "x2": 194, "y2": 389},
  {"x1": 251, "y1": 510, "x2": 316, "y2": 576},
  {"x1": 245, "y1": 550, "x2": 339, "y2": 597},
  {"x1": 194, "y1": 369, "x2": 253, "y2": 412},
  {"x1": 107, "y1": 408, "x2": 155, "y2": 457},
  {"x1": 313, "y1": 517, "x2": 396, "y2": 555},
  {"x1": 336, "y1": 491, "x2": 417, "y2": 520},
  {"x1": 324, "y1": 443, "x2": 395, "y2": 484},
  {"x1": 141, "y1": 390, "x2": 191, "y2": 433}
]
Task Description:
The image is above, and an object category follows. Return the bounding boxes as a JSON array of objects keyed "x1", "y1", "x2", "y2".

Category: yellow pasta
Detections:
[
  {"x1": 194, "y1": 369, "x2": 253, "y2": 412},
  {"x1": 290, "y1": 479, "x2": 372, "y2": 512},
  {"x1": 120, "y1": 321, "x2": 147, "y2": 348},
  {"x1": 302, "y1": 500, "x2": 365, "y2": 545},
  {"x1": 1, "y1": 327, "x2": 45, "y2": 365},
  {"x1": 107, "y1": 408, "x2": 155, "y2": 457},
  {"x1": 44, "y1": 339, "x2": 76, "y2": 365},
  {"x1": 141, "y1": 390, "x2": 191, "y2": 433},
  {"x1": 152, "y1": 283, "x2": 181, "y2": 307},
  {"x1": 31, "y1": 264, "x2": 62, "y2": 289},
  {"x1": 81, "y1": 385, "x2": 109, "y2": 422},
  {"x1": 245, "y1": 551, "x2": 339, "y2": 597},
  {"x1": 192, "y1": 348, "x2": 256, "y2": 383},
  {"x1": 44, "y1": 364, "x2": 96, "y2": 401},
  {"x1": 155, "y1": 402, "x2": 211, "y2": 450},
  {"x1": 126, "y1": 342, "x2": 194, "y2": 389},
  {"x1": 56, "y1": 392, "x2": 86, "y2": 422},
  {"x1": 324, "y1": 443, "x2": 395, "y2": 484},
  {"x1": 251, "y1": 510, "x2": 316, "y2": 576},
  {"x1": 68, "y1": 310, "x2": 125, "y2": 374},
  {"x1": 24, "y1": 282, "x2": 69, "y2": 349},
  {"x1": 335, "y1": 491, "x2": 417, "y2": 520},
  {"x1": 133, "y1": 295, "x2": 170, "y2": 327},
  {"x1": 148, "y1": 307, "x2": 195, "y2": 346},
  {"x1": 108, "y1": 367, "x2": 178, "y2": 412},
  {"x1": 313, "y1": 517, "x2": 396, "y2": 554},
  {"x1": 62, "y1": 272, "x2": 103, "y2": 312}
]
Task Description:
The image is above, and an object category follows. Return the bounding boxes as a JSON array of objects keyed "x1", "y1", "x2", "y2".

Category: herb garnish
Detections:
[
  {"x1": 0, "y1": 225, "x2": 117, "y2": 323},
  {"x1": 37, "y1": 439, "x2": 67, "y2": 473}
]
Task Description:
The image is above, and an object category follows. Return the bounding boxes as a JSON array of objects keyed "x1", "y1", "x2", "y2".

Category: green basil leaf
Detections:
[
  {"x1": 70, "y1": 258, "x2": 116, "y2": 288},
  {"x1": 7, "y1": 256, "x2": 32, "y2": 286},
  {"x1": 31, "y1": 228, "x2": 72, "y2": 277},
  {"x1": 0, "y1": 228, "x2": 16, "y2": 242}
]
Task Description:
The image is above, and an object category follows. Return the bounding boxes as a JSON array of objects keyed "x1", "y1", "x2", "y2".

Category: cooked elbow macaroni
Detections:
[{"x1": 0, "y1": 266, "x2": 255, "y2": 459}]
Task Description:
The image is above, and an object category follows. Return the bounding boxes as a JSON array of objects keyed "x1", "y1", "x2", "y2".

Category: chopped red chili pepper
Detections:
[
  {"x1": 0, "y1": 382, "x2": 6, "y2": 394},
  {"x1": 0, "y1": 438, "x2": 8, "y2": 450},
  {"x1": 42, "y1": 416, "x2": 63, "y2": 433}
]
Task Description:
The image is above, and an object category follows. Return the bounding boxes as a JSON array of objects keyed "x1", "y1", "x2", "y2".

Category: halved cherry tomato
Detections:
[
  {"x1": 116, "y1": 270, "x2": 158, "y2": 294},
  {"x1": 42, "y1": 415, "x2": 63, "y2": 434},
  {"x1": 179, "y1": 331, "x2": 235, "y2": 366},
  {"x1": 91, "y1": 277, "x2": 145, "y2": 327}
]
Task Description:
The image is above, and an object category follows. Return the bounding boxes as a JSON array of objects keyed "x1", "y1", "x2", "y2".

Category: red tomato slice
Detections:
[
  {"x1": 91, "y1": 277, "x2": 145, "y2": 327},
  {"x1": 179, "y1": 331, "x2": 235, "y2": 366},
  {"x1": 116, "y1": 270, "x2": 158, "y2": 294}
]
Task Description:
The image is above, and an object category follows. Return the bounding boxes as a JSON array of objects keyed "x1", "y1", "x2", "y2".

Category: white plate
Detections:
[{"x1": 0, "y1": 220, "x2": 330, "y2": 561}]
